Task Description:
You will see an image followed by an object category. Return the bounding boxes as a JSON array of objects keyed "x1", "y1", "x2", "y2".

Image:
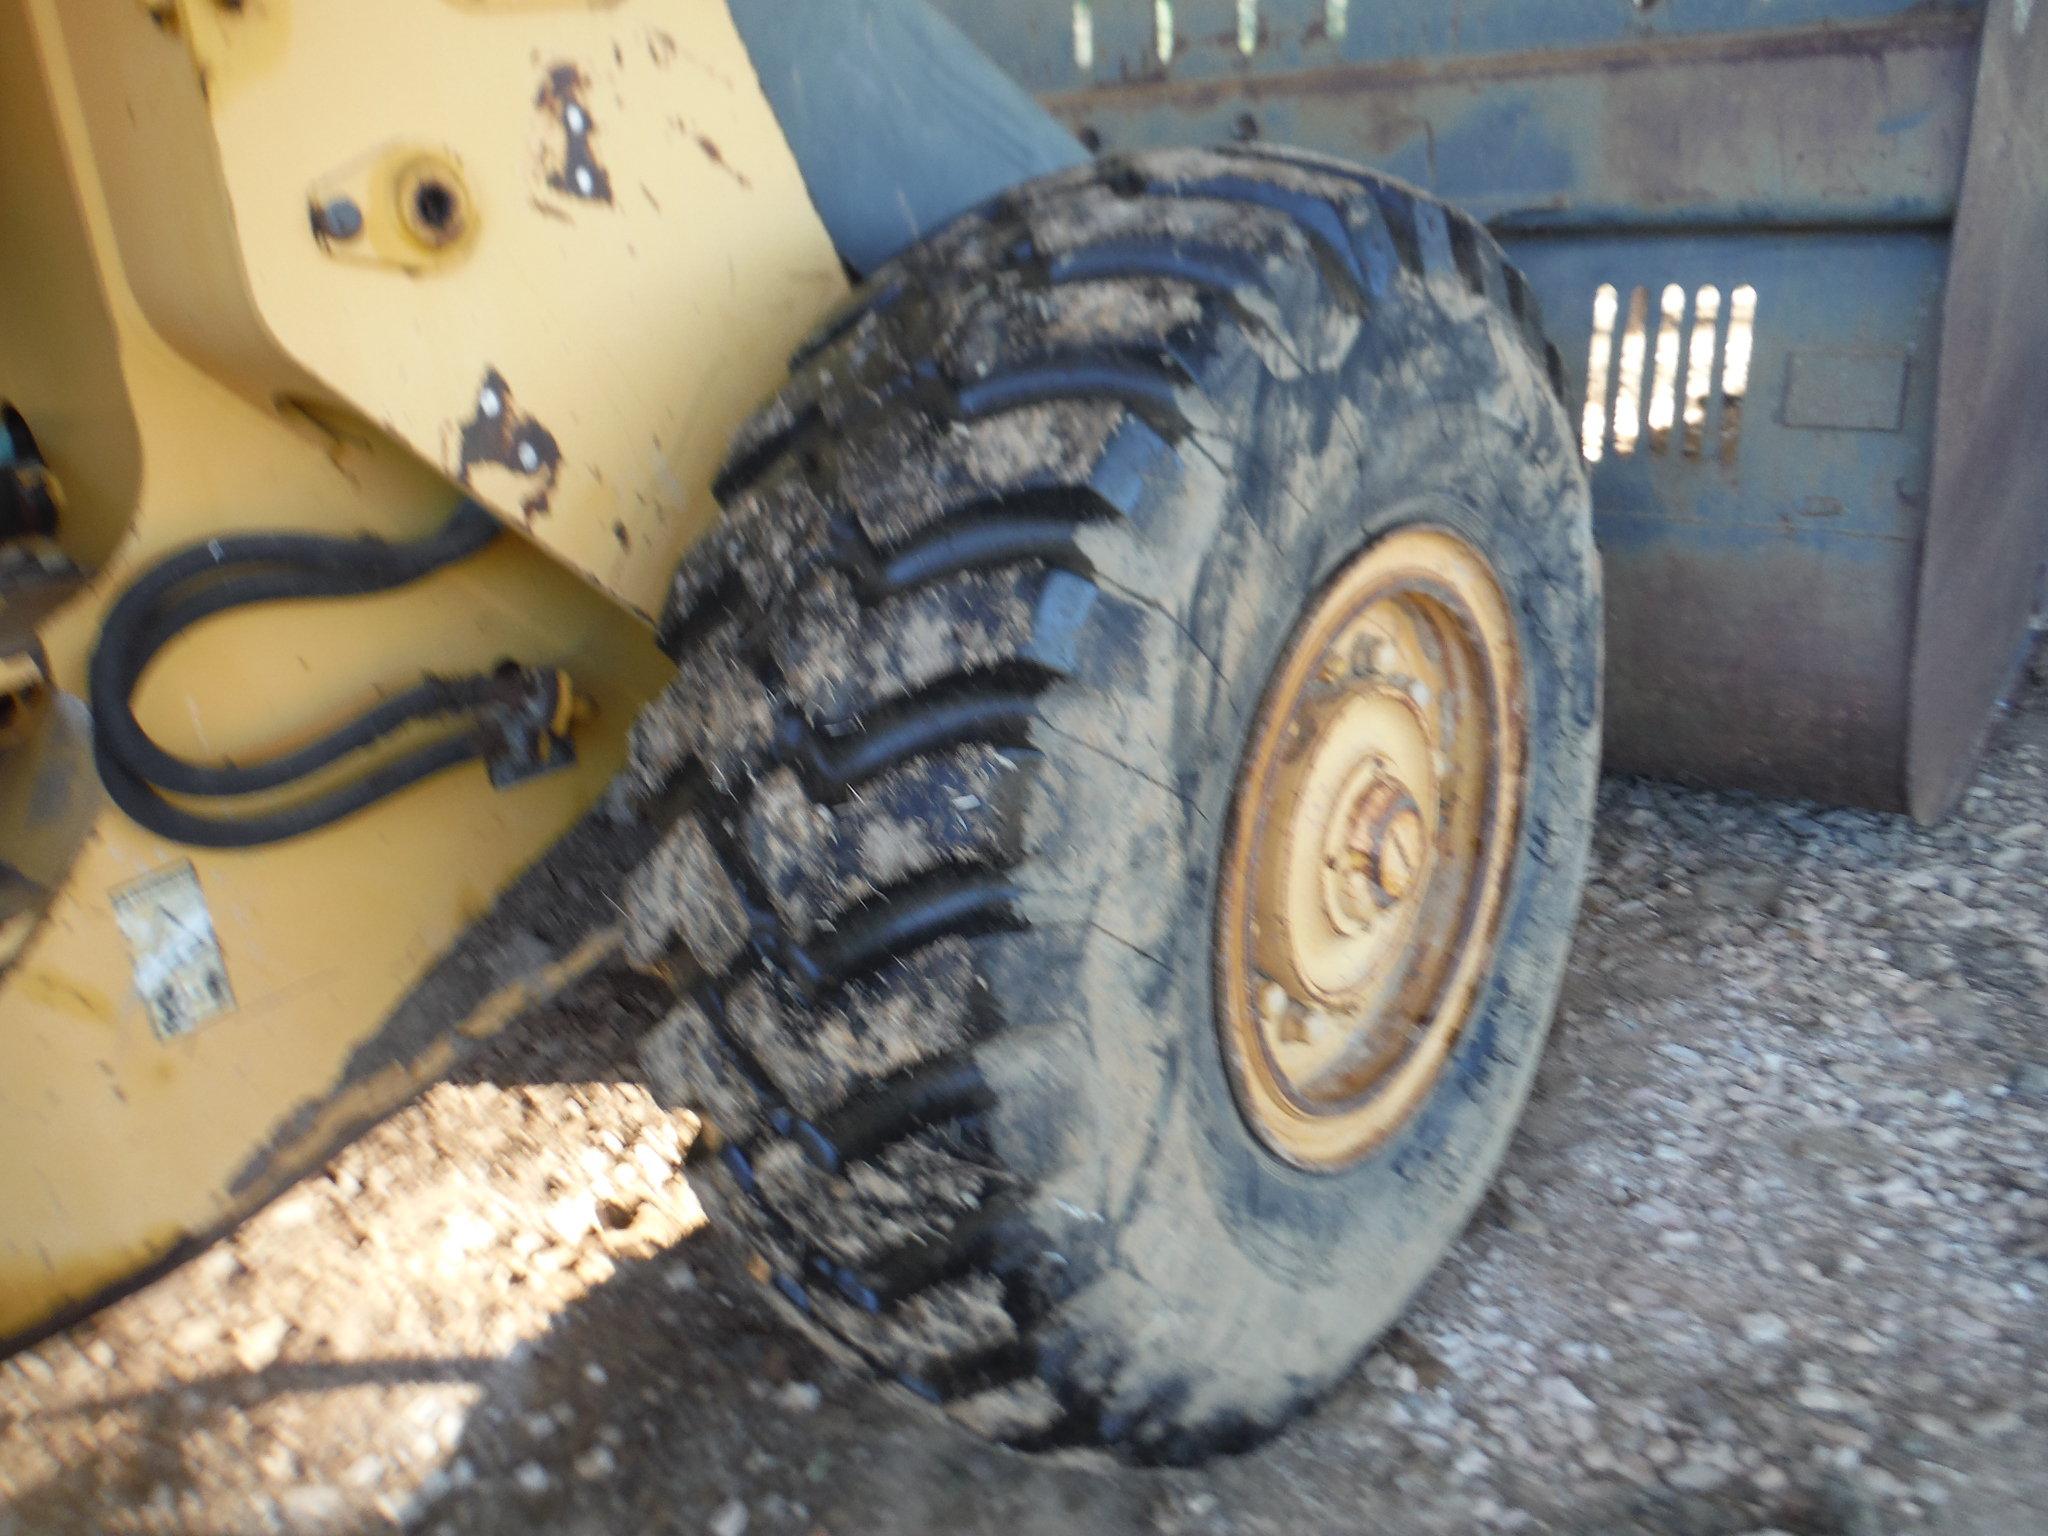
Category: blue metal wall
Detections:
[
  {"x1": 934, "y1": 0, "x2": 1979, "y2": 88},
  {"x1": 933, "y1": 0, "x2": 1992, "y2": 806}
]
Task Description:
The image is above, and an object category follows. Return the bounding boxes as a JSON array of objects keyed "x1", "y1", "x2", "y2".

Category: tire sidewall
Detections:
[{"x1": 1017, "y1": 293, "x2": 1600, "y2": 1441}]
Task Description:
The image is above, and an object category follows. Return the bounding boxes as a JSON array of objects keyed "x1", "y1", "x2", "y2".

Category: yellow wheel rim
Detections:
[{"x1": 1215, "y1": 526, "x2": 1526, "y2": 1170}]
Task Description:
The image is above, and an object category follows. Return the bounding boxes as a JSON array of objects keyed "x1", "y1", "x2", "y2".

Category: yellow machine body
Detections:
[{"x1": 0, "y1": 0, "x2": 846, "y2": 1345}]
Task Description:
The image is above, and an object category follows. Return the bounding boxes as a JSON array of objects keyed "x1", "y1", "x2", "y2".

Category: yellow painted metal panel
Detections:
[
  {"x1": 161, "y1": 0, "x2": 850, "y2": 620},
  {"x1": 0, "y1": 0, "x2": 838, "y2": 1342}
]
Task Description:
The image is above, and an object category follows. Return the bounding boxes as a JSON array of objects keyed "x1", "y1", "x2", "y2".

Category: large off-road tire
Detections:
[{"x1": 613, "y1": 147, "x2": 1599, "y2": 1461}]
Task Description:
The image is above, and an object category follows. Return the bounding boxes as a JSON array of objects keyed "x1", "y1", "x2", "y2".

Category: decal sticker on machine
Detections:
[{"x1": 111, "y1": 862, "x2": 236, "y2": 1040}]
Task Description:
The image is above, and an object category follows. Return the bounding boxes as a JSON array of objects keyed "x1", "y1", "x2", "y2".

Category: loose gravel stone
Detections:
[
  {"x1": 775, "y1": 1382, "x2": 823, "y2": 1414},
  {"x1": 512, "y1": 1461, "x2": 551, "y2": 1496}
]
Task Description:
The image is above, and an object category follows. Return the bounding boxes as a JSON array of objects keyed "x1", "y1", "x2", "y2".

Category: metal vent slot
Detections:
[
  {"x1": 1721, "y1": 284, "x2": 1759, "y2": 465},
  {"x1": 1645, "y1": 284, "x2": 1686, "y2": 455},
  {"x1": 1581, "y1": 284, "x2": 1618, "y2": 463},
  {"x1": 1612, "y1": 284, "x2": 1650, "y2": 457},
  {"x1": 1580, "y1": 282, "x2": 1758, "y2": 464},
  {"x1": 1681, "y1": 286, "x2": 1722, "y2": 459}
]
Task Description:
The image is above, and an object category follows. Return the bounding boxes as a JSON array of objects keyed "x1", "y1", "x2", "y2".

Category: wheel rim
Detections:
[{"x1": 1215, "y1": 526, "x2": 1526, "y2": 1170}]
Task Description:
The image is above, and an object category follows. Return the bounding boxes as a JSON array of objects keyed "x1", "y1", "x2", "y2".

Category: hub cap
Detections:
[{"x1": 1216, "y1": 527, "x2": 1526, "y2": 1170}]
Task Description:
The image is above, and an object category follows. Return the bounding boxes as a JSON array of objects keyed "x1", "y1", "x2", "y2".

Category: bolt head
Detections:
[
  {"x1": 1349, "y1": 633, "x2": 1388, "y2": 678},
  {"x1": 313, "y1": 196, "x2": 364, "y2": 242},
  {"x1": 1258, "y1": 980, "x2": 1290, "y2": 1027}
]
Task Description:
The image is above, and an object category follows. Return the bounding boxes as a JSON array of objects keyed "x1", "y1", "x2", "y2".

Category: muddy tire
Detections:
[{"x1": 613, "y1": 147, "x2": 1599, "y2": 1461}]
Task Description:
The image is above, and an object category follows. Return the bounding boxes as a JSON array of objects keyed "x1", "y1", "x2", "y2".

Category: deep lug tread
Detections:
[
  {"x1": 715, "y1": 399, "x2": 823, "y2": 506},
  {"x1": 1042, "y1": 240, "x2": 1265, "y2": 300},
  {"x1": 704, "y1": 473, "x2": 837, "y2": 617},
  {"x1": 839, "y1": 402, "x2": 1136, "y2": 551},
  {"x1": 1133, "y1": 162, "x2": 1373, "y2": 311},
  {"x1": 808, "y1": 1056, "x2": 996, "y2": 1167},
  {"x1": 744, "y1": 746, "x2": 1041, "y2": 941},
  {"x1": 794, "y1": 687, "x2": 1042, "y2": 794},
  {"x1": 850, "y1": 1199, "x2": 1034, "y2": 1308},
  {"x1": 610, "y1": 144, "x2": 1592, "y2": 1462},
  {"x1": 639, "y1": 998, "x2": 765, "y2": 1145},
  {"x1": 770, "y1": 566, "x2": 1097, "y2": 728},
  {"x1": 871, "y1": 510, "x2": 1090, "y2": 593},
  {"x1": 1217, "y1": 140, "x2": 1566, "y2": 402},
  {"x1": 796, "y1": 871, "x2": 1022, "y2": 995},
  {"x1": 752, "y1": 1132, "x2": 1014, "y2": 1274},
  {"x1": 951, "y1": 352, "x2": 1190, "y2": 431},
  {"x1": 789, "y1": 275, "x2": 909, "y2": 372},
  {"x1": 723, "y1": 940, "x2": 986, "y2": 1122},
  {"x1": 623, "y1": 811, "x2": 751, "y2": 972},
  {"x1": 627, "y1": 620, "x2": 776, "y2": 798}
]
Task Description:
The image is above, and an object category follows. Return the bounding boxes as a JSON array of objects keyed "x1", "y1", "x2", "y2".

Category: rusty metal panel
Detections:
[
  {"x1": 950, "y1": 0, "x2": 2032, "y2": 812},
  {"x1": 1781, "y1": 349, "x2": 1912, "y2": 433},
  {"x1": 1908, "y1": 0, "x2": 2048, "y2": 821},
  {"x1": 1508, "y1": 229, "x2": 1947, "y2": 805},
  {"x1": 1036, "y1": 13, "x2": 1981, "y2": 231},
  {"x1": 941, "y1": 0, "x2": 1981, "y2": 91},
  {"x1": 1598, "y1": 515, "x2": 1918, "y2": 806}
]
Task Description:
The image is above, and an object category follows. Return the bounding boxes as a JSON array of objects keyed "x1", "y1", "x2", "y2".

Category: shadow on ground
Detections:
[{"x1": 7, "y1": 662, "x2": 2047, "y2": 1536}]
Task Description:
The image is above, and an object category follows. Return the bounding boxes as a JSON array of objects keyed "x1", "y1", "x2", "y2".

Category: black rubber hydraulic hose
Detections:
[
  {"x1": 93, "y1": 728, "x2": 488, "y2": 850},
  {"x1": 89, "y1": 501, "x2": 514, "y2": 849},
  {"x1": 110, "y1": 567, "x2": 500, "y2": 796}
]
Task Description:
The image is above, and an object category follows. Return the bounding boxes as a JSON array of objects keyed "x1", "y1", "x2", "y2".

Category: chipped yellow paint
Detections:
[
  {"x1": 167, "y1": 0, "x2": 849, "y2": 617},
  {"x1": 0, "y1": 0, "x2": 837, "y2": 1343}
]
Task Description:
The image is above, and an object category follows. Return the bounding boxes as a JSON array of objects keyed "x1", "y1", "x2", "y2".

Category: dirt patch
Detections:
[{"x1": 5, "y1": 669, "x2": 2047, "y2": 1535}]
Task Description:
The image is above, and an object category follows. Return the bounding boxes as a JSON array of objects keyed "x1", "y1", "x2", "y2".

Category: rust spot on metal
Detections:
[
  {"x1": 679, "y1": 123, "x2": 752, "y2": 190},
  {"x1": 613, "y1": 521, "x2": 632, "y2": 550},
  {"x1": 537, "y1": 63, "x2": 614, "y2": 205},
  {"x1": 456, "y1": 369, "x2": 562, "y2": 519},
  {"x1": 1042, "y1": 11, "x2": 1980, "y2": 116},
  {"x1": 647, "y1": 28, "x2": 677, "y2": 67}
]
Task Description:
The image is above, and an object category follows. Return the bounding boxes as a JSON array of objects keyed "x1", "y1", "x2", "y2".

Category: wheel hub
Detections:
[
  {"x1": 1216, "y1": 526, "x2": 1526, "y2": 1170},
  {"x1": 1327, "y1": 769, "x2": 1425, "y2": 924}
]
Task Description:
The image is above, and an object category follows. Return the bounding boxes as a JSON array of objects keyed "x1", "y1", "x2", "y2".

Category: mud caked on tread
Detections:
[{"x1": 615, "y1": 147, "x2": 1599, "y2": 1461}]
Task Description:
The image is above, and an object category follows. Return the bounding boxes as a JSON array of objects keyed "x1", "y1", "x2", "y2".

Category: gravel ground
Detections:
[{"x1": 5, "y1": 658, "x2": 2046, "y2": 1536}]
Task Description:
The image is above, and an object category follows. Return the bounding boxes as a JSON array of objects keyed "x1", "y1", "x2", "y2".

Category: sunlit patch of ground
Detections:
[{"x1": 0, "y1": 1077, "x2": 700, "y2": 1535}]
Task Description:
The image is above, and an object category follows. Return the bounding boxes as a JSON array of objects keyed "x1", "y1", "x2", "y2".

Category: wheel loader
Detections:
[{"x1": 1, "y1": 0, "x2": 2040, "y2": 1461}]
